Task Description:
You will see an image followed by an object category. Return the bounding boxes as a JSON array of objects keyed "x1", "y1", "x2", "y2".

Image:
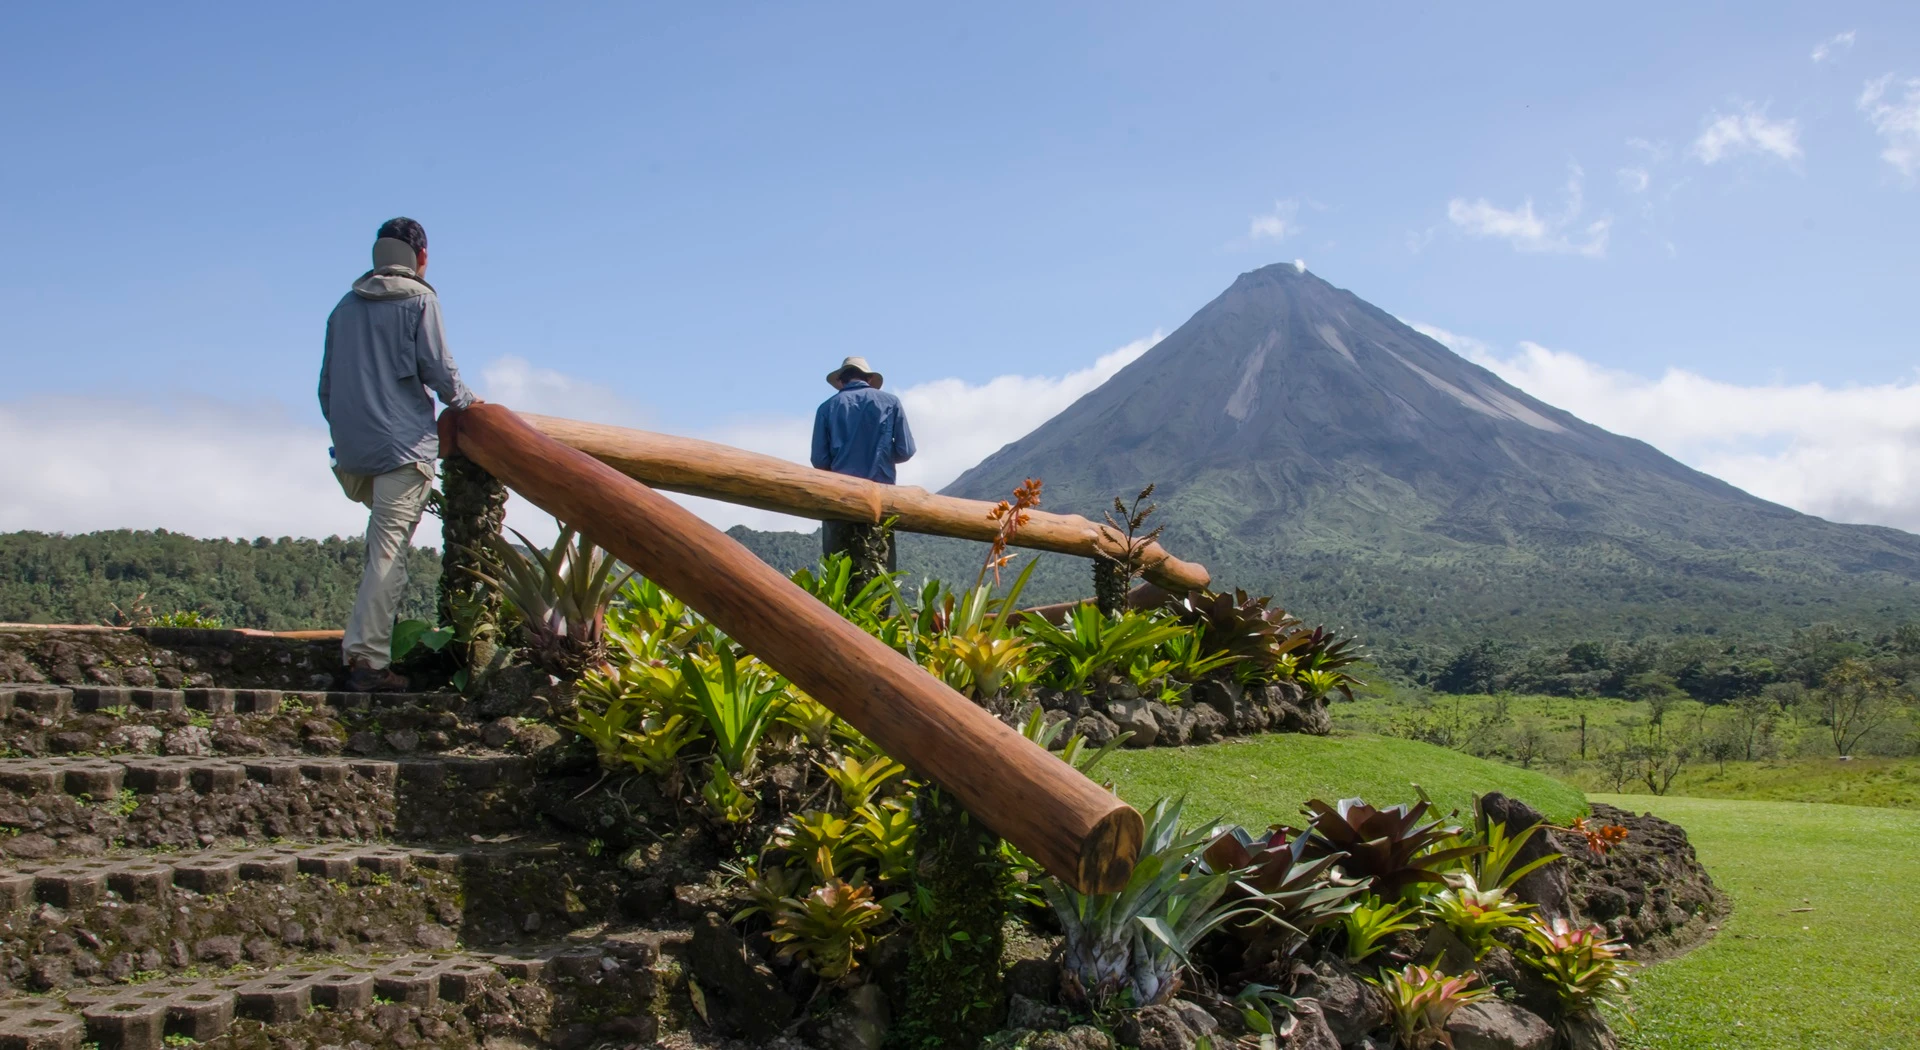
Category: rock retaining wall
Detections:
[
  {"x1": 0, "y1": 628, "x2": 343, "y2": 692},
  {"x1": 1024, "y1": 676, "x2": 1330, "y2": 748}
]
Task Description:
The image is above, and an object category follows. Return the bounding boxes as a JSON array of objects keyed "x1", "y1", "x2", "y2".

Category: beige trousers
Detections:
[{"x1": 336, "y1": 461, "x2": 434, "y2": 668}]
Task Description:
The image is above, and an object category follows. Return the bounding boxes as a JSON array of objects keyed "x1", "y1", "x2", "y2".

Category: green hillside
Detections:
[{"x1": 0, "y1": 530, "x2": 439, "y2": 630}]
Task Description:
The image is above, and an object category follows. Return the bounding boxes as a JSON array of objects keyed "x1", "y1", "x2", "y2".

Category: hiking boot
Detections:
[{"x1": 344, "y1": 659, "x2": 409, "y2": 693}]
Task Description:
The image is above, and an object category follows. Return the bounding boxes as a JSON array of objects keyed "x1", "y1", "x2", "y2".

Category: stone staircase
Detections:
[{"x1": 0, "y1": 683, "x2": 700, "y2": 1050}]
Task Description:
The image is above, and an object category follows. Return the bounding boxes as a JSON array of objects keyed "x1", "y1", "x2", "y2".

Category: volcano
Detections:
[{"x1": 931, "y1": 262, "x2": 1920, "y2": 648}]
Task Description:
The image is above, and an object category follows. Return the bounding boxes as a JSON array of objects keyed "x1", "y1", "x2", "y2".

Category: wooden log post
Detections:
[
  {"x1": 437, "y1": 455, "x2": 507, "y2": 680},
  {"x1": 894, "y1": 787, "x2": 1008, "y2": 1050},
  {"x1": 1091, "y1": 557, "x2": 1130, "y2": 618},
  {"x1": 518, "y1": 414, "x2": 1212, "y2": 594},
  {"x1": 440, "y1": 404, "x2": 1143, "y2": 894}
]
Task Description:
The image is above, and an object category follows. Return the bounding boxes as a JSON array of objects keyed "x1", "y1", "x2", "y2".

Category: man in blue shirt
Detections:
[{"x1": 811, "y1": 356, "x2": 916, "y2": 575}]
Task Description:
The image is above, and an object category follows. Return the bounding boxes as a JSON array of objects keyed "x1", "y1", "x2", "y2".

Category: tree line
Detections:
[{"x1": 0, "y1": 530, "x2": 439, "y2": 631}]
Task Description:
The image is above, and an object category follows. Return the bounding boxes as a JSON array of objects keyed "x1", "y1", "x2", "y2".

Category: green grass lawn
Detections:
[
  {"x1": 1594, "y1": 794, "x2": 1920, "y2": 1050},
  {"x1": 1645, "y1": 756, "x2": 1920, "y2": 810},
  {"x1": 1102, "y1": 732, "x2": 1589, "y2": 826}
]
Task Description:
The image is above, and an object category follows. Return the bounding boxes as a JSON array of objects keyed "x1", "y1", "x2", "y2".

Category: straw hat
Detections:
[{"x1": 826, "y1": 356, "x2": 884, "y2": 389}]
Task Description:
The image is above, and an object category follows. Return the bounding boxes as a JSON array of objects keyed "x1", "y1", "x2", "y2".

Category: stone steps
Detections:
[
  {"x1": 2, "y1": 839, "x2": 636, "y2": 992},
  {"x1": 0, "y1": 658, "x2": 714, "y2": 1049},
  {"x1": 0, "y1": 755, "x2": 544, "y2": 858},
  {"x1": 0, "y1": 934, "x2": 686, "y2": 1050},
  {"x1": 1, "y1": 686, "x2": 559, "y2": 760}
]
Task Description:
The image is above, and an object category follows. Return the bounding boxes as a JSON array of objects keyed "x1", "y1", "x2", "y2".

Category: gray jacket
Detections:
[{"x1": 318, "y1": 257, "x2": 475, "y2": 476}]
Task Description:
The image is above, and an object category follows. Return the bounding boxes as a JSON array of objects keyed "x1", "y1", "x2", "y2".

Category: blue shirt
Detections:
[{"x1": 811, "y1": 380, "x2": 916, "y2": 483}]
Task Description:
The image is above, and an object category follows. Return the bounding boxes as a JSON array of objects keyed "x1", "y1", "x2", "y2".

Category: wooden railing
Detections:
[
  {"x1": 518, "y1": 413, "x2": 1212, "y2": 593},
  {"x1": 440, "y1": 404, "x2": 1144, "y2": 894}
]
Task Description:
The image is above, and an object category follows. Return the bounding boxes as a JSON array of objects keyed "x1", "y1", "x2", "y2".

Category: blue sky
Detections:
[{"x1": 3, "y1": 3, "x2": 1918, "y2": 540}]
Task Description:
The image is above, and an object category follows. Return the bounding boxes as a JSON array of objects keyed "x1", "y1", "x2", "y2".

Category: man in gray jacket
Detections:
[{"x1": 319, "y1": 217, "x2": 477, "y2": 691}]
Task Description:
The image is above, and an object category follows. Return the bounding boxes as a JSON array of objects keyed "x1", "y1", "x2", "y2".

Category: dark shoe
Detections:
[{"x1": 344, "y1": 660, "x2": 409, "y2": 693}]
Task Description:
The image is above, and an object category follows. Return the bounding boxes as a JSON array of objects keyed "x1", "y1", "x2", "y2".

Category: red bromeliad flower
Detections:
[
  {"x1": 1561, "y1": 817, "x2": 1632, "y2": 856},
  {"x1": 982, "y1": 478, "x2": 1044, "y2": 585}
]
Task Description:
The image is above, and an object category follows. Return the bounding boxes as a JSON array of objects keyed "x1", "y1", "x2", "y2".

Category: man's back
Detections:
[
  {"x1": 811, "y1": 380, "x2": 915, "y2": 483},
  {"x1": 319, "y1": 267, "x2": 471, "y2": 476}
]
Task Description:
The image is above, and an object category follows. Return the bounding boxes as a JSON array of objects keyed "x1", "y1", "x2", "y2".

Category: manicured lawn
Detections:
[
  {"x1": 1103, "y1": 732, "x2": 1590, "y2": 826},
  {"x1": 1594, "y1": 794, "x2": 1920, "y2": 1050}
]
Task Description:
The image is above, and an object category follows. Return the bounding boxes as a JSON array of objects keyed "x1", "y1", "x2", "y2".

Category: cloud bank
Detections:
[
  {"x1": 1414, "y1": 324, "x2": 1920, "y2": 533},
  {"x1": 0, "y1": 334, "x2": 1162, "y2": 545},
  {"x1": 15, "y1": 326, "x2": 1920, "y2": 549}
]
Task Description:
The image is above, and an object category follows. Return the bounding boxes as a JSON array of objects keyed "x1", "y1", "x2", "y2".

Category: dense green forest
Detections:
[{"x1": 0, "y1": 530, "x2": 439, "y2": 630}]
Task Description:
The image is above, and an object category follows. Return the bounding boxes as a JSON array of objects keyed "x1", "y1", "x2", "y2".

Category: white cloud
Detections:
[
  {"x1": 2, "y1": 334, "x2": 1164, "y2": 547},
  {"x1": 1248, "y1": 200, "x2": 1300, "y2": 240},
  {"x1": 1414, "y1": 323, "x2": 1920, "y2": 533},
  {"x1": 1811, "y1": 30, "x2": 1855, "y2": 63},
  {"x1": 1689, "y1": 104, "x2": 1802, "y2": 164},
  {"x1": 1446, "y1": 166, "x2": 1611, "y2": 257},
  {"x1": 0, "y1": 398, "x2": 367, "y2": 540},
  {"x1": 1858, "y1": 75, "x2": 1920, "y2": 179},
  {"x1": 480, "y1": 356, "x2": 646, "y2": 428},
  {"x1": 1616, "y1": 167, "x2": 1651, "y2": 193}
]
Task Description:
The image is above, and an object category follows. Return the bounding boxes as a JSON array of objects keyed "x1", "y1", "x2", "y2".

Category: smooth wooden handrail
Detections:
[
  {"x1": 519, "y1": 413, "x2": 1212, "y2": 593},
  {"x1": 441, "y1": 404, "x2": 1143, "y2": 894}
]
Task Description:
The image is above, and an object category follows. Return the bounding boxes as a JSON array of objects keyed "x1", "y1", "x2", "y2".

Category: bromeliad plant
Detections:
[
  {"x1": 1201, "y1": 825, "x2": 1362, "y2": 964},
  {"x1": 1302, "y1": 797, "x2": 1485, "y2": 900},
  {"x1": 680, "y1": 649, "x2": 788, "y2": 777},
  {"x1": 1045, "y1": 797, "x2": 1264, "y2": 1009},
  {"x1": 791, "y1": 554, "x2": 902, "y2": 635},
  {"x1": 1155, "y1": 629, "x2": 1247, "y2": 687},
  {"x1": 820, "y1": 753, "x2": 906, "y2": 810},
  {"x1": 775, "y1": 809, "x2": 859, "y2": 881},
  {"x1": 1171, "y1": 589, "x2": 1306, "y2": 681},
  {"x1": 923, "y1": 561, "x2": 1041, "y2": 701},
  {"x1": 1434, "y1": 799, "x2": 1566, "y2": 892},
  {"x1": 605, "y1": 575, "x2": 712, "y2": 661},
  {"x1": 767, "y1": 878, "x2": 906, "y2": 981},
  {"x1": 850, "y1": 799, "x2": 916, "y2": 883},
  {"x1": 1518, "y1": 916, "x2": 1635, "y2": 1017},
  {"x1": 1286, "y1": 625, "x2": 1366, "y2": 701},
  {"x1": 463, "y1": 524, "x2": 634, "y2": 677},
  {"x1": 1424, "y1": 874, "x2": 1533, "y2": 959},
  {"x1": 1340, "y1": 895, "x2": 1426, "y2": 964},
  {"x1": 1022, "y1": 603, "x2": 1188, "y2": 692},
  {"x1": 1372, "y1": 965, "x2": 1495, "y2": 1050},
  {"x1": 978, "y1": 478, "x2": 1044, "y2": 588}
]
